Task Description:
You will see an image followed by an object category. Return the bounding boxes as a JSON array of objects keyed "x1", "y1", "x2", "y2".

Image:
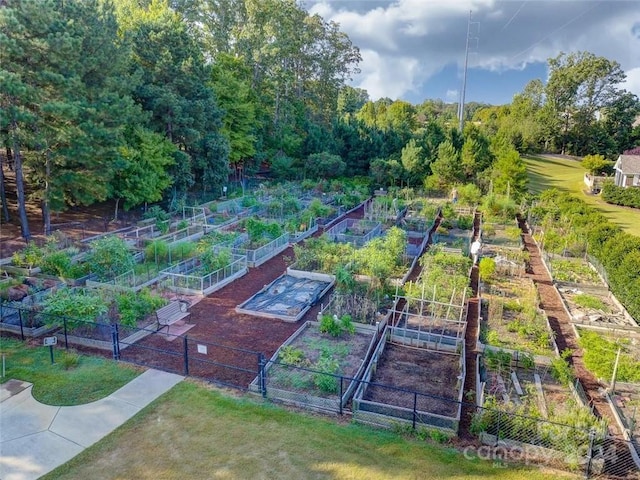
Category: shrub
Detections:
[
  {"x1": 41, "y1": 251, "x2": 74, "y2": 277},
  {"x1": 12, "y1": 243, "x2": 45, "y2": 269},
  {"x1": 478, "y1": 257, "x2": 496, "y2": 281},
  {"x1": 86, "y1": 236, "x2": 135, "y2": 281},
  {"x1": 456, "y1": 215, "x2": 473, "y2": 230},
  {"x1": 115, "y1": 289, "x2": 165, "y2": 327},
  {"x1": 145, "y1": 240, "x2": 169, "y2": 263},
  {"x1": 601, "y1": 181, "x2": 640, "y2": 209}
]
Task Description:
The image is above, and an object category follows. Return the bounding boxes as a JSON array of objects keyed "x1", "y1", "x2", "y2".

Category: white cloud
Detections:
[
  {"x1": 446, "y1": 89, "x2": 459, "y2": 102},
  {"x1": 308, "y1": 0, "x2": 640, "y2": 102},
  {"x1": 623, "y1": 68, "x2": 640, "y2": 98}
]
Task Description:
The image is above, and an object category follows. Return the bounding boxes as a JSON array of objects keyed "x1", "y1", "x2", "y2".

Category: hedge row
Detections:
[
  {"x1": 529, "y1": 190, "x2": 640, "y2": 320},
  {"x1": 601, "y1": 182, "x2": 640, "y2": 209}
]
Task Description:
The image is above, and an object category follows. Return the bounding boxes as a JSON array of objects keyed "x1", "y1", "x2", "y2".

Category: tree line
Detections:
[{"x1": 2, "y1": 0, "x2": 639, "y2": 243}]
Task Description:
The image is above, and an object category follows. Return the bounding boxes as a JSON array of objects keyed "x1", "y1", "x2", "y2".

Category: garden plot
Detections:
[
  {"x1": 223, "y1": 218, "x2": 291, "y2": 267},
  {"x1": 431, "y1": 228, "x2": 472, "y2": 255},
  {"x1": 481, "y1": 221, "x2": 522, "y2": 250},
  {"x1": 364, "y1": 195, "x2": 406, "y2": 226},
  {"x1": 251, "y1": 320, "x2": 378, "y2": 413},
  {"x1": 353, "y1": 334, "x2": 465, "y2": 433},
  {"x1": 325, "y1": 218, "x2": 382, "y2": 247},
  {"x1": 201, "y1": 197, "x2": 259, "y2": 228},
  {"x1": 236, "y1": 271, "x2": 334, "y2": 322},
  {"x1": 575, "y1": 327, "x2": 640, "y2": 385},
  {"x1": 161, "y1": 250, "x2": 248, "y2": 296},
  {"x1": 558, "y1": 284, "x2": 638, "y2": 328},
  {"x1": 607, "y1": 383, "x2": 640, "y2": 449},
  {"x1": 474, "y1": 350, "x2": 607, "y2": 467},
  {"x1": 389, "y1": 290, "x2": 467, "y2": 351},
  {"x1": 0, "y1": 282, "x2": 63, "y2": 337},
  {"x1": 479, "y1": 277, "x2": 557, "y2": 357},
  {"x1": 480, "y1": 245, "x2": 528, "y2": 277}
]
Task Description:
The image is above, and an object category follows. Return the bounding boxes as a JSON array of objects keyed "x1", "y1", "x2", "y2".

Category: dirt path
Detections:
[
  {"x1": 518, "y1": 218, "x2": 619, "y2": 432},
  {"x1": 458, "y1": 211, "x2": 481, "y2": 439}
]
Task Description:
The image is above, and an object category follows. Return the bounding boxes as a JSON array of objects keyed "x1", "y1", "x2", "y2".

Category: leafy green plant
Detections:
[
  {"x1": 41, "y1": 250, "x2": 74, "y2": 277},
  {"x1": 200, "y1": 248, "x2": 232, "y2": 272},
  {"x1": 11, "y1": 242, "x2": 45, "y2": 268},
  {"x1": 573, "y1": 294, "x2": 606, "y2": 311},
  {"x1": 145, "y1": 240, "x2": 169, "y2": 263},
  {"x1": 319, "y1": 314, "x2": 355, "y2": 337},
  {"x1": 456, "y1": 215, "x2": 473, "y2": 230},
  {"x1": 550, "y1": 349, "x2": 574, "y2": 385},
  {"x1": 86, "y1": 236, "x2": 135, "y2": 281},
  {"x1": 478, "y1": 257, "x2": 496, "y2": 281},
  {"x1": 176, "y1": 219, "x2": 189, "y2": 231},
  {"x1": 484, "y1": 348, "x2": 512, "y2": 370},
  {"x1": 144, "y1": 205, "x2": 171, "y2": 233},
  {"x1": 43, "y1": 289, "x2": 109, "y2": 329},
  {"x1": 115, "y1": 289, "x2": 165, "y2": 327},
  {"x1": 279, "y1": 346, "x2": 306, "y2": 366},
  {"x1": 312, "y1": 356, "x2": 340, "y2": 393}
]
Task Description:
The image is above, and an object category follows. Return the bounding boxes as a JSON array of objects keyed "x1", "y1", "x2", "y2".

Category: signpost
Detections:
[{"x1": 43, "y1": 336, "x2": 57, "y2": 364}]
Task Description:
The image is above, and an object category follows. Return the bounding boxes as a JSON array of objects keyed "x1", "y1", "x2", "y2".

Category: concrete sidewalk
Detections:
[{"x1": 0, "y1": 369, "x2": 183, "y2": 480}]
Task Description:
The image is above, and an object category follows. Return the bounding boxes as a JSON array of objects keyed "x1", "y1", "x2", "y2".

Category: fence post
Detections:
[
  {"x1": 111, "y1": 324, "x2": 120, "y2": 360},
  {"x1": 413, "y1": 391, "x2": 418, "y2": 430},
  {"x1": 259, "y1": 353, "x2": 266, "y2": 398},
  {"x1": 585, "y1": 428, "x2": 596, "y2": 479},
  {"x1": 63, "y1": 317, "x2": 69, "y2": 349},
  {"x1": 339, "y1": 376, "x2": 343, "y2": 415},
  {"x1": 15, "y1": 308, "x2": 25, "y2": 340},
  {"x1": 183, "y1": 336, "x2": 189, "y2": 376},
  {"x1": 496, "y1": 408, "x2": 502, "y2": 439}
]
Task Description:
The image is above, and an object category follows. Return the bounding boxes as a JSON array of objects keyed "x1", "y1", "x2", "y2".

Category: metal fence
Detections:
[
  {"x1": 161, "y1": 254, "x2": 248, "y2": 295},
  {"x1": 2, "y1": 303, "x2": 639, "y2": 478},
  {"x1": 231, "y1": 233, "x2": 290, "y2": 267},
  {"x1": 472, "y1": 405, "x2": 639, "y2": 479}
]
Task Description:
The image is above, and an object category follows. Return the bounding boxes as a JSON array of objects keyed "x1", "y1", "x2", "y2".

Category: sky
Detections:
[{"x1": 306, "y1": 0, "x2": 640, "y2": 105}]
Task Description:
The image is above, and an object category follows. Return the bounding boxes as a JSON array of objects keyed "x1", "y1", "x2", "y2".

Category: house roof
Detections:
[{"x1": 616, "y1": 155, "x2": 640, "y2": 174}]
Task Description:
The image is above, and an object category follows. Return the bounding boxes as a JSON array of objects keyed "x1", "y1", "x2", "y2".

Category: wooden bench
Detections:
[{"x1": 156, "y1": 301, "x2": 190, "y2": 333}]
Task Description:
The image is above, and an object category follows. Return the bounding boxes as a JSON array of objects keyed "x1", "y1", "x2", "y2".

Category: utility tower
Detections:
[{"x1": 458, "y1": 11, "x2": 479, "y2": 132}]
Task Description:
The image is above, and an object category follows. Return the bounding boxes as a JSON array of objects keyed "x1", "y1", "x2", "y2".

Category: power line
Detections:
[
  {"x1": 501, "y1": 1, "x2": 527, "y2": 31},
  {"x1": 510, "y1": 1, "x2": 602, "y2": 62}
]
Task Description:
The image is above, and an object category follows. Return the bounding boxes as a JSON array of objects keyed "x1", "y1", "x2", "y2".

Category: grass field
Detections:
[
  {"x1": 524, "y1": 155, "x2": 640, "y2": 237},
  {"x1": 0, "y1": 337, "x2": 141, "y2": 405},
  {"x1": 43, "y1": 381, "x2": 575, "y2": 480}
]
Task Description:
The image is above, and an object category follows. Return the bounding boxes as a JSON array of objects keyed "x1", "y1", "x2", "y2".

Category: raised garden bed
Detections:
[
  {"x1": 481, "y1": 221, "x2": 522, "y2": 250},
  {"x1": 250, "y1": 320, "x2": 378, "y2": 413},
  {"x1": 432, "y1": 228, "x2": 472, "y2": 255},
  {"x1": 161, "y1": 252, "x2": 248, "y2": 296},
  {"x1": 236, "y1": 271, "x2": 334, "y2": 322},
  {"x1": 479, "y1": 277, "x2": 557, "y2": 357},
  {"x1": 353, "y1": 331, "x2": 464, "y2": 433},
  {"x1": 325, "y1": 218, "x2": 382, "y2": 247},
  {"x1": 474, "y1": 350, "x2": 607, "y2": 470}
]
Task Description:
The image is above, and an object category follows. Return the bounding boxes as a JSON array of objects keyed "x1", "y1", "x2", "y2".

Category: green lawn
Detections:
[
  {"x1": 43, "y1": 381, "x2": 575, "y2": 480},
  {"x1": 524, "y1": 155, "x2": 640, "y2": 237},
  {"x1": 0, "y1": 337, "x2": 141, "y2": 405}
]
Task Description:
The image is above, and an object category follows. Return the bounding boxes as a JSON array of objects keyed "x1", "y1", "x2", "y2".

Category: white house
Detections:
[{"x1": 613, "y1": 155, "x2": 640, "y2": 188}]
